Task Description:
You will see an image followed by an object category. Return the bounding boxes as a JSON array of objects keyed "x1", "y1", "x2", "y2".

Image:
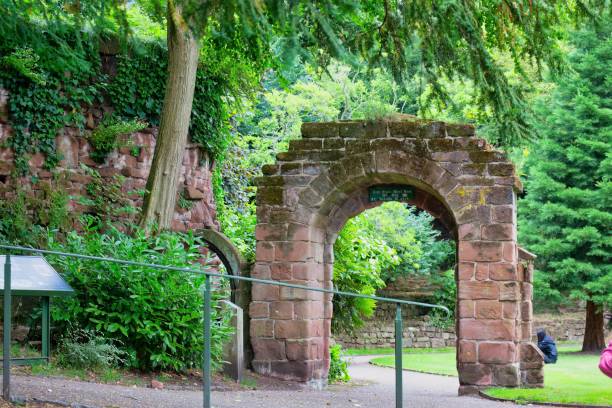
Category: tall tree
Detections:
[
  {"x1": 519, "y1": 20, "x2": 611, "y2": 352},
  {"x1": 139, "y1": 0, "x2": 604, "y2": 230}
]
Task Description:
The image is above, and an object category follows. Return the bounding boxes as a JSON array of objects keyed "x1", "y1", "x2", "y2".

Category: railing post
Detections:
[
  {"x1": 203, "y1": 275, "x2": 211, "y2": 408},
  {"x1": 42, "y1": 297, "x2": 50, "y2": 362},
  {"x1": 395, "y1": 302, "x2": 403, "y2": 408},
  {"x1": 3, "y1": 254, "x2": 11, "y2": 401}
]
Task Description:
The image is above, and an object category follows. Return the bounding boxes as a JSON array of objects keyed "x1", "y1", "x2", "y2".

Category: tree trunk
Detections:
[
  {"x1": 139, "y1": 2, "x2": 200, "y2": 231},
  {"x1": 582, "y1": 300, "x2": 605, "y2": 352}
]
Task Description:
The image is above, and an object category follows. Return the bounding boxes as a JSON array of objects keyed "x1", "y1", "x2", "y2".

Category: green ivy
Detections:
[{"x1": 89, "y1": 115, "x2": 146, "y2": 163}]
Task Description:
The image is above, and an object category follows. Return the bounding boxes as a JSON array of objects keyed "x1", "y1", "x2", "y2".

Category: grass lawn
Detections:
[
  {"x1": 369, "y1": 344, "x2": 612, "y2": 406},
  {"x1": 345, "y1": 346, "x2": 454, "y2": 356},
  {"x1": 370, "y1": 350, "x2": 457, "y2": 376}
]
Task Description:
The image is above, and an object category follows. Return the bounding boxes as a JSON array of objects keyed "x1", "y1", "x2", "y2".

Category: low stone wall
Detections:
[
  {"x1": 335, "y1": 302, "x2": 456, "y2": 349},
  {"x1": 336, "y1": 309, "x2": 609, "y2": 349},
  {"x1": 533, "y1": 312, "x2": 611, "y2": 342},
  {"x1": 0, "y1": 88, "x2": 217, "y2": 231}
]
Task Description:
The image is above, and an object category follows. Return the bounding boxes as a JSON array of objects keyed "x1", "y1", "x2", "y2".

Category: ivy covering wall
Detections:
[{"x1": 0, "y1": 17, "x2": 259, "y2": 176}]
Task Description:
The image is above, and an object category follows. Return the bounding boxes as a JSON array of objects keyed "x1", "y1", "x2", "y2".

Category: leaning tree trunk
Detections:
[
  {"x1": 582, "y1": 300, "x2": 605, "y2": 352},
  {"x1": 139, "y1": 2, "x2": 200, "y2": 231}
]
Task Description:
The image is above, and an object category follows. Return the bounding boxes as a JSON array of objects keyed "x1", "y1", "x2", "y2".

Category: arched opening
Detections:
[
  {"x1": 329, "y1": 196, "x2": 457, "y2": 354},
  {"x1": 250, "y1": 119, "x2": 543, "y2": 392}
]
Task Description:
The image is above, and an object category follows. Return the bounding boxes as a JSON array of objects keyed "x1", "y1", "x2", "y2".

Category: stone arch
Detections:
[{"x1": 250, "y1": 119, "x2": 543, "y2": 392}]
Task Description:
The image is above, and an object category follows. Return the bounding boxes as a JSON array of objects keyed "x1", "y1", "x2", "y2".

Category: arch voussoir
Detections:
[{"x1": 251, "y1": 118, "x2": 542, "y2": 391}]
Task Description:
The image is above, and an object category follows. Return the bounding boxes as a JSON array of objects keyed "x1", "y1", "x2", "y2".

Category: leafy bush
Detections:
[
  {"x1": 56, "y1": 328, "x2": 125, "y2": 370},
  {"x1": 328, "y1": 344, "x2": 350, "y2": 383},
  {"x1": 332, "y1": 216, "x2": 399, "y2": 334},
  {"x1": 89, "y1": 116, "x2": 147, "y2": 163},
  {"x1": 46, "y1": 226, "x2": 233, "y2": 372}
]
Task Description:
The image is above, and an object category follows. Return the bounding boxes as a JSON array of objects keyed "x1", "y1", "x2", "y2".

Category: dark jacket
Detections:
[{"x1": 537, "y1": 330, "x2": 558, "y2": 364}]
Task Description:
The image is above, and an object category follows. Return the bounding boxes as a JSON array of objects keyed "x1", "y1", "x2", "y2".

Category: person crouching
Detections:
[{"x1": 537, "y1": 329, "x2": 558, "y2": 364}]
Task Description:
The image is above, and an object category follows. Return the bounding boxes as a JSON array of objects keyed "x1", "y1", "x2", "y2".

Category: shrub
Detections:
[
  {"x1": 328, "y1": 344, "x2": 350, "y2": 383},
  {"x1": 89, "y1": 115, "x2": 147, "y2": 163},
  {"x1": 56, "y1": 328, "x2": 125, "y2": 370},
  {"x1": 46, "y1": 226, "x2": 233, "y2": 372}
]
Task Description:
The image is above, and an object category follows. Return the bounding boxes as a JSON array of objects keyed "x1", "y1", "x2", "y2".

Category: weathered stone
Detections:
[
  {"x1": 459, "y1": 281, "x2": 499, "y2": 300},
  {"x1": 459, "y1": 241, "x2": 503, "y2": 262},
  {"x1": 479, "y1": 342, "x2": 516, "y2": 364},
  {"x1": 476, "y1": 301, "x2": 502, "y2": 319},
  {"x1": 459, "y1": 319, "x2": 515, "y2": 341}
]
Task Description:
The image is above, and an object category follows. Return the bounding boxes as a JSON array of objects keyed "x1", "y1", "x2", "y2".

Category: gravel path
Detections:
[{"x1": 12, "y1": 356, "x2": 541, "y2": 408}]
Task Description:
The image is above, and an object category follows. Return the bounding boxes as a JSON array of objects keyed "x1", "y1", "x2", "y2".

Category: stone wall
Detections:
[
  {"x1": 0, "y1": 88, "x2": 217, "y2": 231},
  {"x1": 335, "y1": 302, "x2": 456, "y2": 349},
  {"x1": 336, "y1": 310, "x2": 610, "y2": 349}
]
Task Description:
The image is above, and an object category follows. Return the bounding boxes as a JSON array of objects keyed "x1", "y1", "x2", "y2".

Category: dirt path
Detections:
[{"x1": 11, "y1": 356, "x2": 541, "y2": 408}]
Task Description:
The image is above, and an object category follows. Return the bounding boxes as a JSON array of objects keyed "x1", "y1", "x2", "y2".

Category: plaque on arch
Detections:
[{"x1": 368, "y1": 184, "x2": 415, "y2": 202}]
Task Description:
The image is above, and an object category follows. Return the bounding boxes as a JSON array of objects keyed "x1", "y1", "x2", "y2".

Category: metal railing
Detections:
[{"x1": 0, "y1": 244, "x2": 449, "y2": 408}]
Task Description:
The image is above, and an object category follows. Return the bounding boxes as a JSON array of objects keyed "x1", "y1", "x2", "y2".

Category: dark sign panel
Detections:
[
  {"x1": 0, "y1": 256, "x2": 74, "y2": 296},
  {"x1": 368, "y1": 185, "x2": 415, "y2": 202}
]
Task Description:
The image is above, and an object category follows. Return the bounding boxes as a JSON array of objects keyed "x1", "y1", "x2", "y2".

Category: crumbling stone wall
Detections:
[
  {"x1": 0, "y1": 88, "x2": 217, "y2": 231},
  {"x1": 251, "y1": 118, "x2": 543, "y2": 392}
]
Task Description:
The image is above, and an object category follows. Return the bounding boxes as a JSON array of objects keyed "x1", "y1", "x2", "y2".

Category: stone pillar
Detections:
[{"x1": 518, "y1": 247, "x2": 544, "y2": 386}]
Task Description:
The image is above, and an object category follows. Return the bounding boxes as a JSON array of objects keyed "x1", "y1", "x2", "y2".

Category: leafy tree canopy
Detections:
[{"x1": 519, "y1": 19, "x2": 612, "y2": 310}]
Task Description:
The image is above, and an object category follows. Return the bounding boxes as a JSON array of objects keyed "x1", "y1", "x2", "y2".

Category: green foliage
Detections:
[
  {"x1": 519, "y1": 21, "x2": 612, "y2": 310},
  {"x1": 56, "y1": 328, "x2": 126, "y2": 370},
  {"x1": 0, "y1": 178, "x2": 73, "y2": 246},
  {"x1": 332, "y1": 215, "x2": 399, "y2": 334},
  {"x1": 328, "y1": 344, "x2": 350, "y2": 383},
  {"x1": 354, "y1": 203, "x2": 455, "y2": 282},
  {"x1": 428, "y1": 269, "x2": 456, "y2": 329},
  {"x1": 1, "y1": 47, "x2": 46, "y2": 85},
  {"x1": 46, "y1": 227, "x2": 233, "y2": 372},
  {"x1": 89, "y1": 116, "x2": 146, "y2": 163},
  {"x1": 81, "y1": 167, "x2": 138, "y2": 228}
]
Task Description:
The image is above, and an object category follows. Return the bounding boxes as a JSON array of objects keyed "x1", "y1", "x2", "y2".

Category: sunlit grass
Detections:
[{"x1": 369, "y1": 343, "x2": 612, "y2": 406}]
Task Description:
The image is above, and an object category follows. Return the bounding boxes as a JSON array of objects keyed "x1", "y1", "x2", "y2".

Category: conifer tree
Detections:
[{"x1": 519, "y1": 21, "x2": 611, "y2": 352}]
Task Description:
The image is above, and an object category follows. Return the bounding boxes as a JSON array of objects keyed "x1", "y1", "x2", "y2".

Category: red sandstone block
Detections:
[
  {"x1": 478, "y1": 342, "x2": 516, "y2": 364},
  {"x1": 458, "y1": 262, "x2": 475, "y2": 280},
  {"x1": 270, "y1": 301, "x2": 294, "y2": 320},
  {"x1": 476, "y1": 300, "x2": 502, "y2": 319},
  {"x1": 249, "y1": 302, "x2": 269, "y2": 319},
  {"x1": 458, "y1": 223, "x2": 480, "y2": 241},
  {"x1": 458, "y1": 340, "x2": 477, "y2": 363},
  {"x1": 251, "y1": 263, "x2": 271, "y2": 279},
  {"x1": 294, "y1": 301, "x2": 324, "y2": 319},
  {"x1": 274, "y1": 241, "x2": 311, "y2": 262},
  {"x1": 287, "y1": 223, "x2": 310, "y2": 241},
  {"x1": 279, "y1": 283, "x2": 323, "y2": 301},
  {"x1": 485, "y1": 186, "x2": 514, "y2": 205},
  {"x1": 256, "y1": 242, "x2": 275, "y2": 262},
  {"x1": 292, "y1": 263, "x2": 323, "y2": 280},
  {"x1": 286, "y1": 339, "x2": 323, "y2": 361},
  {"x1": 458, "y1": 300, "x2": 475, "y2": 318},
  {"x1": 270, "y1": 263, "x2": 292, "y2": 280},
  {"x1": 491, "y1": 205, "x2": 513, "y2": 223},
  {"x1": 502, "y1": 242, "x2": 517, "y2": 262},
  {"x1": 250, "y1": 319, "x2": 274, "y2": 338},
  {"x1": 251, "y1": 338, "x2": 286, "y2": 360},
  {"x1": 521, "y1": 282, "x2": 533, "y2": 300},
  {"x1": 458, "y1": 363, "x2": 492, "y2": 385},
  {"x1": 521, "y1": 301, "x2": 533, "y2": 321},
  {"x1": 458, "y1": 281, "x2": 499, "y2": 300},
  {"x1": 252, "y1": 283, "x2": 279, "y2": 301},
  {"x1": 275, "y1": 320, "x2": 323, "y2": 339},
  {"x1": 502, "y1": 302, "x2": 518, "y2": 319},
  {"x1": 499, "y1": 282, "x2": 520, "y2": 301},
  {"x1": 459, "y1": 319, "x2": 515, "y2": 341},
  {"x1": 475, "y1": 263, "x2": 489, "y2": 281},
  {"x1": 255, "y1": 224, "x2": 286, "y2": 241},
  {"x1": 482, "y1": 224, "x2": 514, "y2": 241},
  {"x1": 489, "y1": 263, "x2": 517, "y2": 281},
  {"x1": 458, "y1": 241, "x2": 503, "y2": 262}
]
